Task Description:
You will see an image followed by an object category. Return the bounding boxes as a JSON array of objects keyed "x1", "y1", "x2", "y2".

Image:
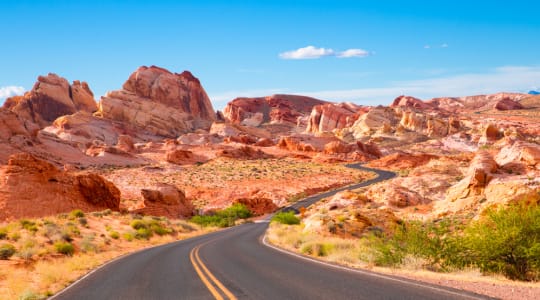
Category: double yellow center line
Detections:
[{"x1": 189, "y1": 244, "x2": 237, "y2": 300}]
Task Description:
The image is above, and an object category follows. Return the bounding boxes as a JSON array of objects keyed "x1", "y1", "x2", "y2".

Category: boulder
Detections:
[
  {"x1": 494, "y1": 98, "x2": 524, "y2": 111},
  {"x1": 391, "y1": 95, "x2": 432, "y2": 110},
  {"x1": 0, "y1": 153, "x2": 120, "y2": 221},
  {"x1": 137, "y1": 184, "x2": 193, "y2": 218}
]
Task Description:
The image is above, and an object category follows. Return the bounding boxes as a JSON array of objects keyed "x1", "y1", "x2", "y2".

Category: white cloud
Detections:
[
  {"x1": 441, "y1": 43, "x2": 449, "y2": 48},
  {"x1": 424, "y1": 45, "x2": 431, "y2": 49},
  {"x1": 279, "y1": 46, "x2": 335, "y2": 60},
  {"x1": 279, "y1": 46, "x2": 371, "y2": 60},
  {"x1": 336, "y1": 48, "x2": 370, "y2": 58},
  {"x1": 0, "y1": 86, "x2": 25, "y2": 101},
  {"x1": 292, "y1": 65, "x2": 540, "y2": 104}
]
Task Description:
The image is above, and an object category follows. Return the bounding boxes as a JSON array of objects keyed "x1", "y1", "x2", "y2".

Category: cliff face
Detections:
[
  {"x1": 3, "y1": 73, "x2": 97, "y2": 128},
  {"x1": 223, "y1": 94, "x2": 327, "y2": 127},
  {"x1": 99, "y1": 66, "x2": 216, "y2": 138}
]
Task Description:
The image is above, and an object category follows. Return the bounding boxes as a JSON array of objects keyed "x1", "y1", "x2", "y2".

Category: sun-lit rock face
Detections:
[
  {"x1": 493, "y1": 97, "x2": 524, "y2": 111},
  {"x1": 306, "y1": 102, "x2": 368, "y2": 134},
  {"x1": 223, "y1": 94, "x2": 327, "y2": 127},
  {"x1": 427, "y1": 92, "x2": 527, "y2": 113},
  {"x1": 136, "y1": 184, "x2": 194, "y2": 218},
  {"x1": 446, "y1": 151, "x2": 497, "y2": 202},
  {"x1": 3, "y1": 73, "x2": 97, "y2": 128},
  {"x1": 391, "y1": 95, "x2": 433, "y2": 110},
  {"x1": 99, "y1": 66, "x2": 216, "y2": 138},
  {"x1": 0, "y1": 153, "x2": 120, "y2": 221}
]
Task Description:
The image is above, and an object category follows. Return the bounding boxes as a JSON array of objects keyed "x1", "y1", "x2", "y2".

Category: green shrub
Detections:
[
  {"x1": 462, "y1": 203, "x2": 540, "y2": 281},
  {"x1": 0, "y1": 243, "x2": 16, "y2": 260},
  {"x1": 301, "y1": 243, "x2": 333, "y2": 257},
  {"x1": 135, "y1": 228, "x2": 153, "y2": 240},
  {"x1": 0, "y1": 227, "x2": 7, "y2": 240},
  {"x1": 20, "y1": 219, "x2": 38, "y2": 233},
  {"x1": 109, "y1": 231, "x2": 120, "y2": 239},
  {"x1": 54, "y1": 241, "x2": 75, "y2": 256},
  {"x1": 190, "y1": 204, "x2": 252, "y2": 227},
  {"x1": 123, "y1": 232, "x2": 135, "y2": 242},
  {"x1": 80, "y1": 234, "x2": 98, "y2": 253},
  {"x1": 271, "y1": 211, "x2": 301, "y2": 225},
  {"x1": 70, "y1": 209, "x2": 85, "y2": 218},
  {"x1": 130, "y1": 220, "x2": 147, "y2": 230}
]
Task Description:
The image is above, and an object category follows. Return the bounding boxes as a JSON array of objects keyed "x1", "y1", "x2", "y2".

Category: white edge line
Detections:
[{"x1": 261, "y1": 234, "x2": 487, "y2": 300}]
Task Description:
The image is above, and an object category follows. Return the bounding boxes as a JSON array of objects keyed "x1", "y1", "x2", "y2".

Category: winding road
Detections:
[{"x1": 52, "y1": 164, "x2": 493, "y2": 300}]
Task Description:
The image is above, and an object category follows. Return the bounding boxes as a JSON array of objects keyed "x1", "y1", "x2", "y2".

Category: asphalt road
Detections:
[{"x1": 52, "y1": 164, "x2": 493, "y2": 300}]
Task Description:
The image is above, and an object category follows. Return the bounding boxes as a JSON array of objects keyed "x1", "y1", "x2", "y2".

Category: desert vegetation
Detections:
[
  {"x1": 268, "y1": 200, "x2": 540, "y2": 282},
  {"x1": 190, "y1": 203, "x2": 252, "y2": 227},
  {"x1": 0, "y1": 209, "x2": 215, "y2": 299}
]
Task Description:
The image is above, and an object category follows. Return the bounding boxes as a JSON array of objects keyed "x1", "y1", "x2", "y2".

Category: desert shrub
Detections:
[
  {"x1": 367, "y1": 219, "x2": 463, "y2": 269},
  {"x1": 109, "y1": 231, "x2": 120, "y2": 239},
  {"x1": 123, "y1": 232, "x2": 135, "y2": 242},
  {"x1": 70, "y1": 209, "x2": 85, "y2": 218},
  {"x1": 0, "y1": 243, "x2": 16, "y2": 260},
  {"x1": 191, "y1": 204, "x2": 252, "y2": 227},
  {"x1": 80, "y1": 234, "x2": 98, "y2": 253},
  {"x1": 135, "y1": 228, "x2": 153, "y2": 240},
  {"x1": 301, "y1": 242, "x2": 333, "y2": 257},
  {"x1": 271, "y1": 211, "x2": 301, "y2": 225},
  {"x1": 78, "y1": 217, "x2": 88, "y2": 226},
  {"x1": 130, "y1": 220, "x2": 147, "y2": 230},
  {"x1": 0, "y1": 227, "x2": 8, "y2": 239},
  {"x1": 9, "y1": 232, "x2": 21, "y2": 241},
  {"x1": 54, "y1": 241, "x2": 75, "y2": 256},
  {"x1": 20, "y1": 219, "x2": 38, "y2": 233},
  {"x1": 461, "y1": 203, "x2": 540, "y2": 281}
]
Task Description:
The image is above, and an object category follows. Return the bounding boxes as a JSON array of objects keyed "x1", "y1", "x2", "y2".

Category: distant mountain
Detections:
[{"x1": 528, "y1": 90, "x2": 540, "y2": 95}]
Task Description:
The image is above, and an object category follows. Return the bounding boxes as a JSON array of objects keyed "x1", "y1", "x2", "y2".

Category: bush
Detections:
[
  {"x1": 0, "y1": 243, "x2": 16, "y2": 260},
  {"x1": 130, "y1": 219, "x2": 147, "y2": 230},
  {"x1": 70, "y1": 209, "x2": 85, "y2": 218},
  {"x1": 0, "y1": 227, "x2": 7, "y2": 240},
  {"x1": 20, "y1": 219, "x2": 38, "y2": 233},
  {"x1": 78, "y1": 217, "x2": 88, "y2": 226},
  {"x1": 109, "y1": 231, "x2": 120, "y2": 239},
  {"x1": 462, "y1": 203, "x2": 540, "y2": 281},
  {"x1": 190, "y1": 204, "x2": 252, "y2": 227},
  {"x1": 123, "y1": 232, "x2": 135, "y2": 242},
  {"x1": 271, "y1": 211, "x2": 301, "y2": 225},
  {"x1": 54, "y1": 241, "x2": 75, "y2": 256},
  {"x1": 135, "y1": 228, "x2": 153, "y2": 240}
]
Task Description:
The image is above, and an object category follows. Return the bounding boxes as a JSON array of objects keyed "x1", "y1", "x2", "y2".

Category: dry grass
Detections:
[{"x1": 0, "y1": 212, "x2": 216, "y2": 299}]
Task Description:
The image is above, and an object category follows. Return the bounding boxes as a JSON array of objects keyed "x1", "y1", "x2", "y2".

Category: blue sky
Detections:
[{"x1": 1, "y1": 0, "x2": 539, "y2": 109}]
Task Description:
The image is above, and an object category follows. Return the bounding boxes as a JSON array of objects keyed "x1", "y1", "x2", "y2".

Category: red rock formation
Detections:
[
  {"x1": 427, "y1": 92, "x2": 527, "y2": 113},
  {"x1": 136, "y1": 184, "x2": 193, "y2": 218},
  {"x1": 446, "y1": 151, "x2": 497, "y2": 201},
  {"x1": 234, "y1": 197, "x2": 278, "y2": 216},
  {"x1": 306, "y1": 103, "x2": 368, "y2": 134},
  {"x1": 367, "y1": 152, "x2": 437, "y2": 170},
  {"x1": 217, "y1": 146, "x2": 272, "y2": 159},
  {"x1": 3, "y1": 74, "x2": 97, "y2": 127},
  {"x1": 0, "y1": 153, "x2": 120, "y2": 221},
  {"x1": 277, "y1": 136, "x2": 317, "y2": 152},
  {"x1": 166, "y1": 149, "x2": 194, "y2": 165},
  {"x1": 224, "y1": 94, "x2": 328, "y2": 126},
  {"x1": 99, "y1": 66, "x2": 215, "y2": 137},
  {"x1": 391, "y1": 95, "x2": 432, "y2": 110},
  {"x1": 493, "y1": 98, "x2": 524, "y2": 111}
]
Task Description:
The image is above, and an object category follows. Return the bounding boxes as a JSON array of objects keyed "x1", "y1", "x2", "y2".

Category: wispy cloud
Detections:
[
  {"x1": 0, "y1": 86, "x2": 25, "y2": 102},
  {"x1": 294, "y1": 65, "x2": 540, "y2": 104},
  {"x1": 279, "y1": 46, "x2": 370, "y2": 60},
  {"x1": 424, "y1": 43, "x2": 449, "y2": 49},
  {"x1": 336, "y1": 48, "x2": 370, "y2": 58}
]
